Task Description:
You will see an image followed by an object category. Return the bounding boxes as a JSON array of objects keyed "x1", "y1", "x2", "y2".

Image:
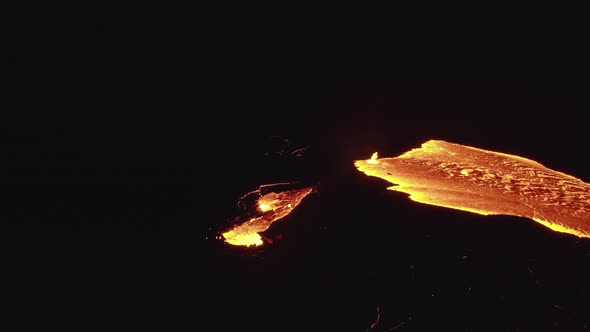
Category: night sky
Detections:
[{"x1": 2, "y1": 81, "x2": 590, "y2": 331}]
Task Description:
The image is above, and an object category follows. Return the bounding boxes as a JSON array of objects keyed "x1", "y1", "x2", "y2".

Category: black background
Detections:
[{"x1": 2, "y1": 81, "x2": 590, "y2": 331}]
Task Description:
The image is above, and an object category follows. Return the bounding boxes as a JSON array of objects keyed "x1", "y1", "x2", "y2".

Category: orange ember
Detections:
[
  {"x1": 222, "y1": 185, "x2": 313, "y2": 247},
  {"x1": 354, "y1": 140, "x2": 590, "y2": 238}
]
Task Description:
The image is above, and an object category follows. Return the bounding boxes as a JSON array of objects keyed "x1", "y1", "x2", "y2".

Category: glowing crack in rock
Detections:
[
  {"x1": 354, "y1": 140, "x2": 590, "y2": 238},
  {"x1": 222, "y1": 183, "x2": 314, "y2": 247}
]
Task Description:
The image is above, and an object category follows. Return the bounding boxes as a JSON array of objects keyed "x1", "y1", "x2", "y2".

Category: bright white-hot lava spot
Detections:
[
  {"x1": 222, "y1": 183, "x2": 314, "y2": 247},
  {"x1": 354, "y1": 139, "x2": 590, "y2": 238}
]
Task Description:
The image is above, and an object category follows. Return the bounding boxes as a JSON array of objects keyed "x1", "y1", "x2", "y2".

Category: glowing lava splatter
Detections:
[
  {"x1": 222, "y1": 183, "x2": 314, "y2": 247},
  {"x1": 354, "y1": 140, "x2": 590, "y2": 238}
]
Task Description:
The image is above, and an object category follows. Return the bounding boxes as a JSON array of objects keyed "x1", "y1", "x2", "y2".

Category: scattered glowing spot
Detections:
[
  {"x1": 460, "y1": 169, "x2": 472, "y2": 176},
  {"x1": 258, "y1": 203, "x2": 271, "y2": 212},
  {"x1": 257, "y1": 194, "x2": 281, "y2": 212},
  {"x1": 354, "y1": 140, "x2": 590, "y2": 238},
  {"x1": 222, "y1": 184, "x2": 314, "y2": 247},
  {"x1": 367, "y1": 152, "x2": 379, "y2": 164}
]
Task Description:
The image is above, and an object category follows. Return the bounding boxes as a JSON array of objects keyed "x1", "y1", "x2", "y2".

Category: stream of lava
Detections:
[
  {"x1": 354, "y1": 140, "x2": 590, "y2": 238},
  {"x1": 222, "y1": 184, "x2": 314, "y2": 247}
]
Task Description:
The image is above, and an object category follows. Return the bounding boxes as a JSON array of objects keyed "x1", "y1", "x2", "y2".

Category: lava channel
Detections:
[
  {"x1": 222, "y1": 183, "x2": 314, "y2": 247},
  {"x1": 354, "y1": 140, "x2": 590, "y2": 238}
]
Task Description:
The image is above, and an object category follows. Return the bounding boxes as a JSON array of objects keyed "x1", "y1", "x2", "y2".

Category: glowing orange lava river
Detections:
[
  {"x1": 355, "y1": 140, "x2": 590, "y2": 238},
  {"x1": 222, "y1": 183, "x2": 314, "y2": 247}
]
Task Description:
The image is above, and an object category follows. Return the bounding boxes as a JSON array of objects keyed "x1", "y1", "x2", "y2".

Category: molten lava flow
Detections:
[
  {"x1": 354, "y1": 140, "x2": 590, "y2": 238},
  {"x1": 222, "y1": 184, "x2": 314, "y2": 247}
]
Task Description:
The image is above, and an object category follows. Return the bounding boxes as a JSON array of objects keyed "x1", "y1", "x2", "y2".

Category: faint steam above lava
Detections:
[
  {"x1": 222, "y1": 183, "x2": 314, "y2": 247},
  {"x1": 354, "y1": 140, "x2": 590, "y2": 238}
]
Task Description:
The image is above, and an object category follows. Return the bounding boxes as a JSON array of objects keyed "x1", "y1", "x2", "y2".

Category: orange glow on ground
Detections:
[
  {"x1": 354, "y1": 140, "x2": 590, "y2": 238},
  {"x1": 222, "y1": 185, "x2": 314, "y2": 247}
]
